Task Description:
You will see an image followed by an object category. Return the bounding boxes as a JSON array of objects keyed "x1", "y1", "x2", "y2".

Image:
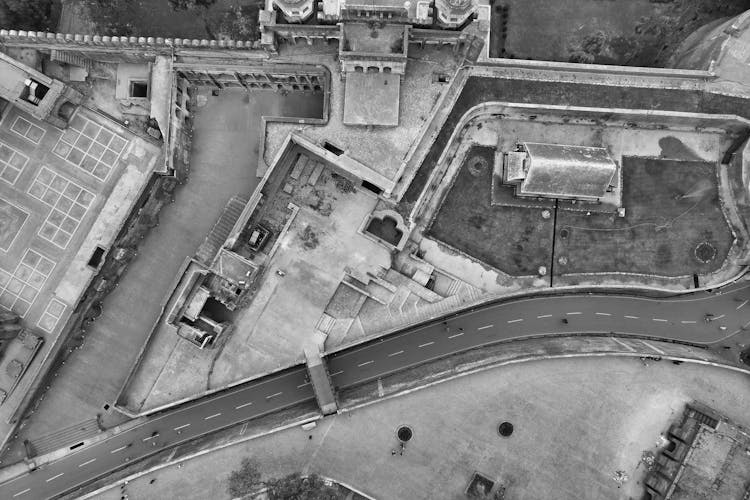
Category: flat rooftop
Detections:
[{"x1": 343, "y1": 72, "x2": 401, "y2": 127}]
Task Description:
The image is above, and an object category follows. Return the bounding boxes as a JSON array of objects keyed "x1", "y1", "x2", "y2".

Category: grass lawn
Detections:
[
  {"x1": 427, "y1": 146, "x2": 554, "y2": 276},
  {"x1": 555, "y1": 157, "x2": 732, "y2": 277}
]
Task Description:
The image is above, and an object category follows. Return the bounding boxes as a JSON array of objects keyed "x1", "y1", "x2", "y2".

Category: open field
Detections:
[
  {"x1": 427, "y1": 146, "x2": 553, "y2": 276},
  {"x1": 555, "y1": 158, "x2": 732, "y2": 277}
]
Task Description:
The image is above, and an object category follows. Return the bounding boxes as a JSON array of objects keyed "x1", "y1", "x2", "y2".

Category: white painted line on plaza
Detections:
[
  {"x1": 681, "y1": 320, "x2": 697, "y2": 324},
  {"x1": 595, "y1": 312, "x2": 611, "y2": 316},
  {"x1": 12, "y1": 488, "x2": 30, "y2": 497},
  {"x1": 204, "y1": 413, "x2": 222, "y2": 420},
  {"x1": 388, "y1": 351, "x2": 404, "y2": 357},
  {"x1": 358, "y1": 360, "x2": 374, "y2": 367},
  {"x1": 330, "y1": 370, "x2": 344, "y2": 376},
  {"x1": 536, "y1": 314, "x2": 552, "y2": 319},
  {"x1": 567, "y1": 312, "x2": 582, "y2": 316},
  {"x1": 235, "y1": 402, "x2": 253, "y2": 410},
  {"x1": 448, "y1": 332, "x2": 464, "y2": 339},
  {"x1": 611, "y1": 337, "x2": 636, "y2": 352},
  {"x1": 640, "y1": 340, "x2": 666, "y2": 355},
  {"x1": 737, "y1": 300, "x2": 748, "y2": 310},
  {"x1": 110, "y1": 445, "x2": 128, "y2": 453},
  {"x1": 477, "y1": 324, "x2": 494, "y2": 330},
  {"x1": 624, "y1": 315, "x2": 639, "y2": 319},
  {"x1": 266, "y1": 392, "x2": 283, "y2": 399},
  {"x1": 418, "y1": 342, "x2": 435, "y2": 348},
  {"x1": 652, "y1": 318, "x2": 668, "y2": 323},
  {"x1": 78, "y1": 458, "x2": 96, "y2": 468},
  {"x1": 507, "y1": 318, "x2": 523, "y2": 324},
  {"x1": 173, "y1": 423, "x2": 192, "y2": 431},
  {"x1": 46, "y1": 473, "x2": 64, "y2": 482}
]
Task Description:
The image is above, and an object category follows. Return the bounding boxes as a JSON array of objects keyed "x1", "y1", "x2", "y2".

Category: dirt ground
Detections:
[{"x1": 92, "y1": 356, "x2": 750, "y2": 500}]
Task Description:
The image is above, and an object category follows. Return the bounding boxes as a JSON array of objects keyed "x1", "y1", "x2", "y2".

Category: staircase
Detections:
[
  {"x1": 30, "y1": 418, "x2": 100, "y2": 456},
  {"x1": 50, "y1": 49, "x2": 92, "y2": 70},
  {"x1": 195, "y1": 196, "x2": 248, "y2": 266}
]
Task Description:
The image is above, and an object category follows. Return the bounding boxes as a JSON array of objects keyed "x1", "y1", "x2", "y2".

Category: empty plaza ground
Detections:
[
  {"x1": 555, "y1": 157, "x2": 732, "y2": 277},
  {"x1": 93, "y1": 357, "x2": 750, "y2": 500},
  {"x1": 427, "y1": 146, "x2": 554, "y2": 276},
  {"x1": 4, "y1": 88, "x2": 323, "y2": 462}
]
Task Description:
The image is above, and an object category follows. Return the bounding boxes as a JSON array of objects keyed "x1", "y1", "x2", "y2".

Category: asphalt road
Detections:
[{"x1": 3, "y1": 282, "x2": 750, "y2": 499}]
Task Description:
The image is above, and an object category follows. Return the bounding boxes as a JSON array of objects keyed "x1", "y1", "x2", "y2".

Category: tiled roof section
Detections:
[{"x1": 521, "y1": 142, "x2": 616, "y2": 199}]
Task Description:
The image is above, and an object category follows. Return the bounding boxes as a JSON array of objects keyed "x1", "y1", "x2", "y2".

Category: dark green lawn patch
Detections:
[
  {"x1": 427, "y1": 146, "x2": 553, "y2": 276},
  {"x1": 554, "y1": 158, "x2": 732, "y2": 276}
]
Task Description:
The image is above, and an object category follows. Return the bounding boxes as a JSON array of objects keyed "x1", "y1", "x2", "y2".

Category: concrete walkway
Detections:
[{"x1": 89, "y1": 356, "x2": 750, "y2": 500}]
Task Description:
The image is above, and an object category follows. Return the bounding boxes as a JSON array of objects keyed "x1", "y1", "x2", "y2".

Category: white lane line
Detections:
[
  {"x1": 448, "y1": 332, "x2": 464, "y2": 339},
  {"x1": 78, "y1": 458, "x2": 96, "y2": 467},
  {"x1": 681, "y1": 320, "x2": 697, "y2": 324},
  {"x1": 173, "y1": 423, "x2": 191, "y2": 431},
  {"x1": 611, "y1": 337, "x2": 636, "y2": 352},
  {"x1": 624, "y1": 315, "x2": 639, "y2": 319},
  {"x1": 46, "y1": 473, "x2": 64, "y2": 482},
  {"x1": 418, "y1": 342, "x2": 435, "y2": 348},
  {"x1": 567, "y1": 312, "x2": 582, "y2": 316},
  {"x1": 297, "y1": 382, "x2": 310, "y2": 388},
  {"x1": 110, "y1": 445, "x2": 128, "y2": 453},
  {"x1": 477, "y1": 324, "x2": 494, "y2": 330},
  {"x1": 640, "y1": 340, "x2": 666, "y2": 355},
  {"x1": 652, "y1": 318, "x2": 668, "y2": 323},
  {"x1": 507, "y1": 318, "x2": 523, "y2": 324},
  {"x1": 204, "y1": 413, "x2": 222, "y2": 420},
  {"x1": 358, "y1": 360, "x2": 374, "y2": 367},
  {"x1": 142, "y1": 435, "x2": 158, "y2": 442},
  {"x1": 595, "y1": 312, "x2": 611, "y2": 316},
  {"x1": 536, "y1": 314, "x2": 552, "y2": 319},
  {"x1": 330, "y1": 370, "x2": 344, "y2": 377},
  {"x1": 737, "y1": 300, "x2": 748, "y2": 310},
  {"x1": 388, "y1": 351, "x2": 404, "y2": 357},
  {"x1": 235, "y1": 402, "x2": 253, "y2": 410},
  {"x1": 12, "y1": 488, "x2": 30, "y2": 497},
  {"x1": 266, "y1": 392, "x2": 283, "y2": 399}
]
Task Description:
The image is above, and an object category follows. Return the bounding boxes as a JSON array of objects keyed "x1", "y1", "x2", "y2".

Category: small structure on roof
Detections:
[{"x1": 499, "y1": 142, "x2": 618, "y2": 202}]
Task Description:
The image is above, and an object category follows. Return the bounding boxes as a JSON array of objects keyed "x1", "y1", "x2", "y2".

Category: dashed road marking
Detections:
[
  {"x1": 266, "y1": 392, "x2": 283, "y2": 399},
  {"x1": 737, "y1": 300, "x2": 748, "y2": 310},
  {"x1": 142, "y1": 434, "x2": 158, "y2": 442},
  {"x1": 681, "y1": 320, "x2": 697, "y2": 324},
  {"x1": 358, "y1": 360, "x2": 374, "y2": 367},
  {"x1": 567, "y1": 312, "x2": 582, "y2": 316},
  {"x1": 46, "y1": 473, "x2": 64, "y2": 482},
  {"x1": 507, "y1": 318, "x2": 523, "y2": 324},
  {"x1": 388, "y1": 351, "x2": 404, "y2": 357},
  {"x1": 652, "y1": 318, "x2": 668, "y2": 323},
  {"x1": 78, "y1": 458, "x2": 96, "y2": 467},
  {"x1": 297, "y1": 382, "x2": 311, "y2": 388},
  {"x1": 536, "y1": 314, "x2": 552, "y2": 319},
  {"x1": 12, "y1": 488, "x2": 30, "y2": 497},
  {"x1": 235, "y1": 402, "x2": 253, "y2": 410},
  {"x1": 477, "y1": 324, "x2": 494, "y2": 330},
  {"x1": 330, "y1": 370, "x2": 344, "y2": 377},
  {"x1": 624, "y1": 315, "x2": 639, "y2": 319},
  {"x1": 204, "y1": 413, "x2": 221, "y2": 420},
  {"x1": 448, "y1": 332, "x2": 464, "y2": 339},
  {"x1": 110, "y1": 445, "x2": 128, "y2": 453},
  {"x1": 595, "y1": 312, "x2": 611, "y2": 316},
  {"x1": 174, "y1": 423, "x2": 191, "y2": 431},
  {"x1": 714, "y1": 314, "x2": 726, "y2": 320},
  {"x1": 418, "y1": 341, "x2": 435, "y2": 348}
]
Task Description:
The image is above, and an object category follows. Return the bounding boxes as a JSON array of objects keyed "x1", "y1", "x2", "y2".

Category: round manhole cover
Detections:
[
  {"x1": 498, "y1": 422, "x2": 514, "y2": 437},
  {"x1": 397, "y1": 425, "x2": 413, "y2": 442},
  {"x1": 694, "y1": 241, "x2": 717, "y2": 263}
]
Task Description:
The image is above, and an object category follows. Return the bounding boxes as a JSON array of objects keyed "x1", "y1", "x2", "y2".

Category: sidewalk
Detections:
[{"x1": 89, "y1": 356, "x2": 750, "y2": 500}]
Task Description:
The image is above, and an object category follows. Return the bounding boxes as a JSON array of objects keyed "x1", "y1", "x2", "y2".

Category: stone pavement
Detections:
[{"x1": 91, "y1": 356, "x2": 750, "y2": 500}]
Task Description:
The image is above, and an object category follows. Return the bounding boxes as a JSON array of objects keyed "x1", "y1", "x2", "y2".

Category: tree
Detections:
[
  {"x1": 227, "y1": 458, "x2": 263, "y2": 498},
  {"x1": 0, "y1": 0, "x2": 55, "y2": 31},
  {"x1": 167, "y1": 0, "x2": 217, "y2": 11},
  {"x1": 267, "y1": 473, "x2": 344, "y2": 500}
]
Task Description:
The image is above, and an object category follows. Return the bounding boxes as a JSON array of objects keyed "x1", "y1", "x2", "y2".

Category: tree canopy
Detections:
[{"x1": 227, "y1": 458, "x2": 262, "y2": 498}]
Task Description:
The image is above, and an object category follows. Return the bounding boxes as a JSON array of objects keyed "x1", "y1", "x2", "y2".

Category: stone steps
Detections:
[{"x1": 194, "y1": 195, "x2": 248, "y2": 266}]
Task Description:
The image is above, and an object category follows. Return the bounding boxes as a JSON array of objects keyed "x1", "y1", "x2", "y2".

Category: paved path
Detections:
[{"x1": 2, "y1": 282, "x2": 750, "y2": 499}]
